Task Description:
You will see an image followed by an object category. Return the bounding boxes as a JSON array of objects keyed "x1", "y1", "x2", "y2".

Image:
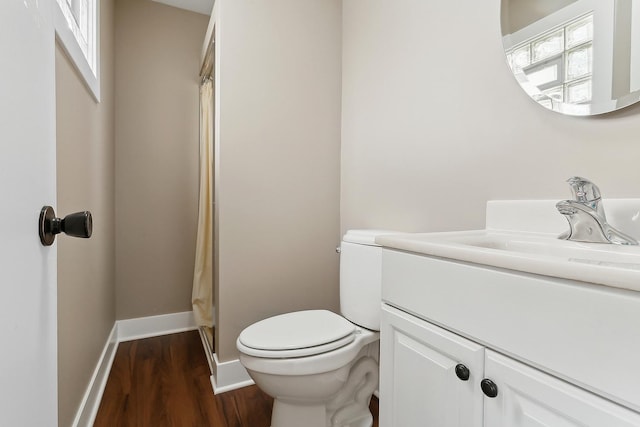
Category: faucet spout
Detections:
[
  {"x1": 556, "y1": 200, "x2": 637, "y2": 245},
  {"x1": 557, "y1": 177, "x2": 637, "y2": 245}
]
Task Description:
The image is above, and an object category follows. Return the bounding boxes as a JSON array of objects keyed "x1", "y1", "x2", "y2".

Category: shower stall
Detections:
[{"x1": 193, "y1": 5, "x2": 216, "y2": 365}]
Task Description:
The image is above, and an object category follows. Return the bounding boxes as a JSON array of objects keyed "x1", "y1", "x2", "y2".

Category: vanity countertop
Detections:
[
  {"x1": 376, "y1": 199, "x2": 640, "y2": 293},
  {"x1": 377, "y1": 229, "x2": 640, "y2": 292}
]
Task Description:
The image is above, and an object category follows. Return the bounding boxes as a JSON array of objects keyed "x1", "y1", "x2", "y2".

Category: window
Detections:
[
  {"x1": 507, "y1": 14, "x2": 593, "y2": 109},
  {"x1": 55, "y1": 0, "x2": 100, "y2": 101}
]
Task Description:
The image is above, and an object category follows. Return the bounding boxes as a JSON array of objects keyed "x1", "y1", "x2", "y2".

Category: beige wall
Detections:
[
  {"x1": 215, "y1": 0, "x2": 343, "y2": 361},
  {"x1": 341, "y1": 0, "x2": 640, "y2": 235},
  {"x1": 115, "y1": 0, "x2": 208, "y2": 319},
  {"x1": 55, "y1": 0, "x2": 115, "y2": 425}
]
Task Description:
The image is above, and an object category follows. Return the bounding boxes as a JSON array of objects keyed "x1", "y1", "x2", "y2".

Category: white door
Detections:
[
  {"x1": 380, "y1": 305, "x2": 484, "y2": 427},
  {"x1": 0, "y1": 0, "x2": 58, "y2": 425},
  {"x1": 484, "y1": 350, "x2": 640, "y2": 427}
]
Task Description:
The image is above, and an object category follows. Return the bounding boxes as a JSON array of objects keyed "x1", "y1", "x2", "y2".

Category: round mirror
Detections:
[{"x1": 501, "y1": 0, "x2": 640, "y2": 115}]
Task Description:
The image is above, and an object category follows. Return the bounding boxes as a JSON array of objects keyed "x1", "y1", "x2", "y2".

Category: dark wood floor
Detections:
[{"x1": 94, "y1": 330, "x2": 379, "y2": 427}]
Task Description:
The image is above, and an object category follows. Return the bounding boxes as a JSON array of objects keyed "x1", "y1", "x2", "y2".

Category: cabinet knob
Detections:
[
  {"x1": 455, "y1": 364, "x2": 470, "y2": 381},
  {"x1": 480, "y1": 379, "x2": 499, "y2": 398}
]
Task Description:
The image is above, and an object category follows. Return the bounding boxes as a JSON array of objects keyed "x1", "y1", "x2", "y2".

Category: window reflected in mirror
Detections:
[
  {"x1": 501, "y1": 0, "x2": 640, "y2": 116},
  {"x1": 506, "y1": 13, "x2": 593, "y2": 111}
]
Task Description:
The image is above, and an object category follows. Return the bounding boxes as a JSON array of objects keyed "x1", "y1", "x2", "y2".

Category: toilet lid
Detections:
[{"x1": 238, "y1": 310, "x2": 356, "y2": 358}]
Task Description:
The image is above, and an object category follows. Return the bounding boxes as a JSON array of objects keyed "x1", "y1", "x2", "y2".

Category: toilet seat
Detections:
[{"x1": 237, "y1": 310, "x2": 356, "y2": 358}]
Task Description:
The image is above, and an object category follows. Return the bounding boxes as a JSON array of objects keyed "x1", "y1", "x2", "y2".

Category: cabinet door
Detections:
[
  {"x1": 380, "y1": 304, "x2": 484, "y2": 427},
  {"x1": 484, "y1": 350, "x2": 640, "y2": 427}
]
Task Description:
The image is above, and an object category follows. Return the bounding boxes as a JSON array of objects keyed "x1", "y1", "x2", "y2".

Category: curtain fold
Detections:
[{"x1": 192, "y1": 79, "x2": 214, "y2": 328}]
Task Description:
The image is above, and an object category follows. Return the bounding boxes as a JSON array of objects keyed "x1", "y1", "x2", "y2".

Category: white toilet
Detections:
[{"x1": 236, "y1": 230, "x2": 390, "y2": 427}]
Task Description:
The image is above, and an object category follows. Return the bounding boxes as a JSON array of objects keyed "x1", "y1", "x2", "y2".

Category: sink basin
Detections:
[
  {"x1": 376, "y1": 229, "x2": 640, "y2": 292},
  {"x1": 443, "y1": 231, "x2": 640, "y2": 267}
]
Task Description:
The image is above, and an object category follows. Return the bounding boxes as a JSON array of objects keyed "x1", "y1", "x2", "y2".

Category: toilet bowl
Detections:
[
  {"x1": 238, "y1": 311, "x2": 379, "y2": 427},
  {"x1": 236, "y1": 230, "x2": 394, "y2": 427}
]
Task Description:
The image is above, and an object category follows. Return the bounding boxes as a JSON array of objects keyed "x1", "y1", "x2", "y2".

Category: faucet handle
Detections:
[
  {"x1": 566, "y1": 176, "x2": 606, "y2": 218},
  {"x1": 566, "y1": 176, "x2": 601, "y2": 202}
]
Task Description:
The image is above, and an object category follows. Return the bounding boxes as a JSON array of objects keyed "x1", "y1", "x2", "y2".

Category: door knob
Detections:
[{"x1": 39, "y1": 206, "x2": 92, "y2": 246}]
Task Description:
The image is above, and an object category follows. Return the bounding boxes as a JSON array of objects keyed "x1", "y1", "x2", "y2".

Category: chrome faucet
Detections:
[{"x1": 556, "y1": 177, "x2": 637, "y2": 245}]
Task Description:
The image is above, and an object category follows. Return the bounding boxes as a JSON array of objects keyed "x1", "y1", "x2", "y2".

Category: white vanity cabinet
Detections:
[
  {"x1": 484, "y1": 349, "x2": 640, "y2": 427},
  {"x1": 379, "y1": 248, "x2": 640, "y2": 427},
  {"x1": 380, "y1": 304, "x2": 484, "y2": 427},
  {"x1": 381, "y1": 304, "x2": 640, "y2": 427}
]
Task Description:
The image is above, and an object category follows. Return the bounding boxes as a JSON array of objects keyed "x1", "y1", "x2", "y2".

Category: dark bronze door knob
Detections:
[{"x1": 39, "y1": 206, "x2": 92, "y2": 246}]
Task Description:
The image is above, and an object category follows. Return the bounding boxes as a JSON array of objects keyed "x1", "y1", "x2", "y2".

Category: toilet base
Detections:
[
  {"x1": 269, "y1": 356, "x2": 378, "y2": 427},
  {"x1": 271, "y1": 400, "x2": 326, "y2": 427},
  {"x1": 270, "y1": 398, "x2": 373, "y2": 427}
]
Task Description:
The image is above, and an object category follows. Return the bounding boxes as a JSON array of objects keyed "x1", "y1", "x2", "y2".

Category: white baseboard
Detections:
[
  {"x1": 211, "y1": 353, "x2": 254, "y2": 394},
  {"x1": 73, "y1": 311, "x2": 199, "y2": 426},
  {"x1": 72, "y1": 323, "x2": 119, "y2": 427},
  {"x1": 117, "y1": 311, "x2": 197, "y2": 342}
]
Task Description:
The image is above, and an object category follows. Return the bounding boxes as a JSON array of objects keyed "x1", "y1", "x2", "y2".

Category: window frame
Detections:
[
  {"x1": 54, "y1": 0, "x2": 101, "y2": 102},
  {"x1": 506, "y1": 12, "x2": 594, "y2": 109}
]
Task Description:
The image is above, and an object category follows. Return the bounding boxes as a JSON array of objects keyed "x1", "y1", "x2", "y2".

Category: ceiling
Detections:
[{"x1": 151, "y1": 0, "x2": 214, "y2": 15}]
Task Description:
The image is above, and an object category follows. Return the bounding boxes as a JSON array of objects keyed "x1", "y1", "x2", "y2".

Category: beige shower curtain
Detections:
[{"x1": 192, "y1": 79, "x2": 214, "y2": 328}]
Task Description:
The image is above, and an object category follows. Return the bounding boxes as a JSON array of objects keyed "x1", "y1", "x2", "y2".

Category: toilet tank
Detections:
[{"x1": 340, "y1": 230, "x2": 395, "y2": 331}]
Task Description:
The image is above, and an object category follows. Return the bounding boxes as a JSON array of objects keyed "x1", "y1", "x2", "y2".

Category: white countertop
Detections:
[{"x1": 376, "y1": 199, "x2": 640, "y2": 292}]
